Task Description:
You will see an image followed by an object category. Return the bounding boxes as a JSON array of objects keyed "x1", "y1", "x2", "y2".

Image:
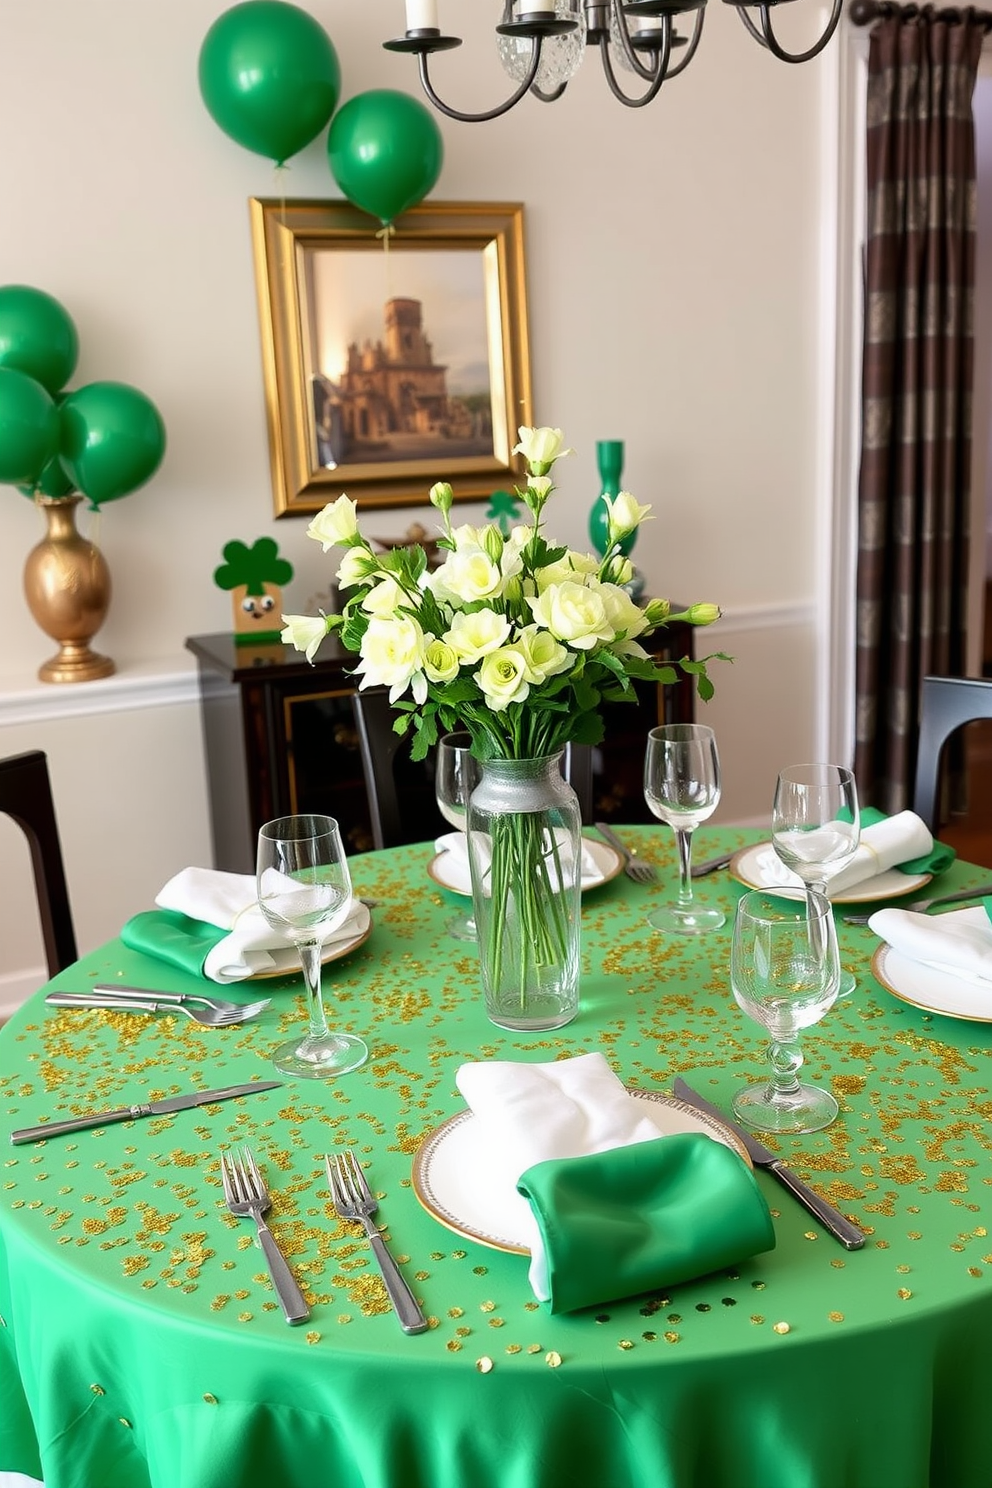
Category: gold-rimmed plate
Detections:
[
  {"x1": 730, "y1": 843, "x2": 931, "y2": 905},
  {"x1": 427, "y1": 838, "x2": 624, "y2": 899},
  {"x1": 411, "y1": 1087, "x2": 752, "y2": 1255},
  {"x1": 871, "y1": 943, "x2": 992, "y2": 1023},
  {"x1": 248, "y1": 907, "x2": 373, "y2": 981}
]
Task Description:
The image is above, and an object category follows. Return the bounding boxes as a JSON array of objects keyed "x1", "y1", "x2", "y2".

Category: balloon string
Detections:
[{"x1": 376, "y1": 223, "x2": 396, "y2": 299}]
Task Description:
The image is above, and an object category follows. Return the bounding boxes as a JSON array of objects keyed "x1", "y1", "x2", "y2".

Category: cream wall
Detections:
[{"x1": 0, "y1": 0, "x2": 837, "y2": 1008}]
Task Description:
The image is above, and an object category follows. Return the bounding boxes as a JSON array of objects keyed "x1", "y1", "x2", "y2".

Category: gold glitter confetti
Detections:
[
  {"x1": 119, "y1": 1419, "x2": 132, "y2": 1429},
  {"x1": 804, "y1": 1231, "x2": 818, "y2": 1241},
  {"x1": 448, "y1": 1307, "x2": 464, "y2": 1318},
  {"x1": 664, "y1": 1332, "x2": 681, "y2": 1344},
  {"x1": 306, "y1": 1331, "x2": 321, "y2": 1344},
  {"x1": 642, "y1": 1331, "x2": 657, "y2": 1342},
  {"x1": 897, "y1": 1289, "x2": 912, "y2": 1299},
  {"x1": 527, "y1": 1344, "x2": 542, "y2": 1354},
  {"x1": 968, "y1": 1268, "x2": 983, "y2": 1278},
  {"x1": 618, "y1": 1339, "x2": 634, "y2": 1351},
  {"x1": 203, "y1": 1394, "x2": 217, "y2": 1405},
  {"x1": 773, "y1": 1322, "x2": 791, "y2": 1335},
  {"x1": 750, "y1": 1316, "x2": 765, "y2": 1325},
  {"x1": 480, "y1": 1300, "x2": 496, "y2": 1313},
  {"x1": 828, "y1": 1312, "x2": 844, "y2": 1323},
  {"x1": 90, "y1": 1385, "x2": 105, "y2": 1396},
  {"x1": 446, "y1": 1340, "x2": 462, "y2": 1353},
  {"x1": 477, "y1": 1356, "x2": 494, "y2": 1373},
  {"x1": 545, "y1": 1351, "x2": 562, "y2": 1368},
  {"x1": 455, "y1": 1326, "x2": 471, "y2": 1337},
  {"x1": 505, "y1": 1344, "x2": 522, "y2": 1355}
]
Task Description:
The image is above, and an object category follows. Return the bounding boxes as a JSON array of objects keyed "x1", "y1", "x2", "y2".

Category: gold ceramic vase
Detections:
[{"x1": 23, "y1": 494, "x2": 115, "y2": 683}]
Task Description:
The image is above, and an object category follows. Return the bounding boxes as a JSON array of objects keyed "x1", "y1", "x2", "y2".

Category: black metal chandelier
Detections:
[{"x1": 384, "y1": 0, "x2": 843, "y2": 120}]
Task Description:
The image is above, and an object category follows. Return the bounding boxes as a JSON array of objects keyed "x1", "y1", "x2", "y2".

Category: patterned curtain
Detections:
[{"x1": 854, "y1": 5, "x2": 984, "y2": 812}]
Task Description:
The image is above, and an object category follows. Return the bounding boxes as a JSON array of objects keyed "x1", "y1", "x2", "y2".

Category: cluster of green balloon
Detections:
[
  {"x1": 0, "y1": 284, "x2": 166, "y2": 508},
  {"x1": 198, "y1": 0, "x2": 341, "y2": 166},
  {"x1": 328, "y1": 89, "x2": 444, "y2": 227}
]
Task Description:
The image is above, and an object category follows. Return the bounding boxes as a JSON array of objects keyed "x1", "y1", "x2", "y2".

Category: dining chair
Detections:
[
  {"x1": 911, "y1": 674, "x2": 992, "y2": 832},
  {"x1": 351, "y1": 689, "x2": 596, "y2": 849},
  {"x1": 0, "y1": 750, "x2": 78, "y2": 977}
]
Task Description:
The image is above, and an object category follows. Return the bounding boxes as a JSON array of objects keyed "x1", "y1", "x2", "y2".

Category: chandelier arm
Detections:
[
  {"x1": 610, "y1": 0, "x2": 664, "y2": 82},
  {"x1": 662, "y1": 6, "x2": 706, "y2": 78},
  {"x1": 597, "y1": 31, "x2": 670, "y2": 105},
  {"x1": 750, "y1": 0, "x2": 844, "y2": 62},
  {"x1": 416, "y1": 44, "x2": 542, "y2": 121},
  {"x1": 530, "y1": 82, "x2": 570, "y2": 102},
  {"x1": 734, "y1": 5, "x2": 769, "y2": 46}
]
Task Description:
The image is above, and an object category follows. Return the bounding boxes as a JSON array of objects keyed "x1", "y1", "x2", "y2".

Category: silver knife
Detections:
[
  {"x1": 10, "y1": 1080, "x2": 283, "y2": 1145},
  {"x1": 691, "y1": 852, "x2": 735, "y2": 878},
  {"x1": 673, "y1": 1077, "x2": 866, "y2": 1250}
]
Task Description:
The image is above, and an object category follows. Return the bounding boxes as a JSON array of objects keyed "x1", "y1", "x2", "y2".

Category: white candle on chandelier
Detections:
[
  {"x1": 519, "y1": 0, "x2": 556, "y2": 13},
  {"x1": 406, "y1": 0, "x2": 439, "y2": 29}
]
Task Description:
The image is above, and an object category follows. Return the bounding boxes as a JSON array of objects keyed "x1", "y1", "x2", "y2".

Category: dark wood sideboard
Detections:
[{"x1": 185, "y1": 625, "x2": 697, "y2": 873}]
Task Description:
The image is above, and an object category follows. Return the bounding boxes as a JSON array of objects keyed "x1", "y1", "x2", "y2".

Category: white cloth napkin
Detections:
[
  {"x1": 868, "y1": 904, "x2": 992, "y2": 992},
  {"x1": 455, "y1": 1052, "x2": 662, "y2": 1300},
  {"x1": 765, "y1": 811, "x2": 934, "y2": 896},
  {"x1": 435, "y1": 830, "x2": 604, "y2": 895},
  {"x1": 155, "y1": 867, "x2": 370, "y2": 983}
]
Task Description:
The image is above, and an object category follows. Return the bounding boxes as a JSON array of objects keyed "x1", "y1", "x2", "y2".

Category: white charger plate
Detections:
[
  {"x1": 427, "y1": 837, "x2": 623, "y2": 899},
  {"x1": 411, "y1": 1088, "x2": 751, "y2": 1255},
  {"x1": 730, "y1": 843, "x2": 931, "y2": 905},
  {"x1": 871, "y1": 943, "x2": 992, "y2": 1023}
]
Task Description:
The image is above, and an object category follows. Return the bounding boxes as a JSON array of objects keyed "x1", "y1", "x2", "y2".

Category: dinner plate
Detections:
[
  {"x1": 427, "y1": 837, "x2": 623, "y2": 899},
  {"x1": 730, "y1": 843, "x2": 931, "y2": 905},
  {"x1": 871, "y1": 943, "x2": 992, "y2": 1023},
  {"x1": 249, "y1": 911, "x2": 373, "y2": 981},
  {"x1": 411, "y1": 1088, "x2": 752, "y2": 1255}
]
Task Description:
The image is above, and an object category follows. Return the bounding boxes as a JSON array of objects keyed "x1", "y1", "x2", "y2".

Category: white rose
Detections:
[
  {"x1": 528, "y1": 580, "x2": 616, "y2": 651},
  {"x1": 477, "y1": 647, "x2": 531, "y2": 711},
  {"x1": 307, "y1": 495, "x2": 359, "y2": 550},
  {"x1": 534, "y1": 551, "x2": 599, "y2": 591},
  {"x1": 603, "y1": 490, "x2": 652, "y2": 543},
  {"x1": 337, "y1": 547, "x2": 375, "y2": 589},
  {"x1": 423, "y1": 637, "x2": 459, "y2": 684},
  {"x1": 355, "y1": 615, "x2": 428, "y2": 704},
  {"x1": 362, "y1": 576, "x2": 418, "y2": 616},
  {"x1": 445, "y1": 608, "x2": 512, "y2": 663},
  {"x1": 516, "y1": 624, "x2": 572, "y2": 684},
  {"x1": 449, "y1": 522, "x2": 490, "y2": 552},
  {"x1": 432, "y1": 549, "x2": 504, "y2": 605},
  {"x1": 512, "y1": 426, "x2": 574, "y2": 474},
  {"x1": 280, "y1": 614, "x2": 328, "y2": 663},
  {"x1": 600, "y1": 584, "x2": 649, "y2": 639}
]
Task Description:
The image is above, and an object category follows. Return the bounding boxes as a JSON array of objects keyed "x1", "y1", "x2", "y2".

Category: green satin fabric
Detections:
[
  {"x1": 518, "y1": 1134, "x2": 775, "y2": 1313},
  {"x1": 3, "y1": 826, "x2": 992, "y2": 1488},
  {"x1": 120, "y1": 907, "x2": 226, "y2": 977}
]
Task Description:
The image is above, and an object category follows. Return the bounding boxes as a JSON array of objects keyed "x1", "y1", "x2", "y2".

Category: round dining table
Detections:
[{"x1": 2, "y1": 826, "x2": 992, "y2": 1488}]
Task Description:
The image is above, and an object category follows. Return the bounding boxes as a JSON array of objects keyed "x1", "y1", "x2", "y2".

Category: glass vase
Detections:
[{"x1": 467, "y1": 753, "x2": 582, "y2": 1031}]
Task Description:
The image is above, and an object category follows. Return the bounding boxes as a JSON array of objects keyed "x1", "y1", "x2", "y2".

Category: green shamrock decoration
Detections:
[{"x1": 214, "y1": 538, "x2": 294, "y2": 644}]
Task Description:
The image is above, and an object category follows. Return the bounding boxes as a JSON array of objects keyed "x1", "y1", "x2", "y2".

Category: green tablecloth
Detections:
[{"x1": 3, "y1": 827, "x2": 992, "y2": 1488}]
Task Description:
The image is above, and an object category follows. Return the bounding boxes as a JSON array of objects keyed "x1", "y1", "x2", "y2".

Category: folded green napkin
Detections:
[
  {"x1": 516, "y1": 1133, "x2": 775, "y2": 1315},
  {"x1": 859, "y1": 807, "x2": 956, "y2": 876},
  {"x1": 121, "y1": 909, "x2": 226, "y2": 979}
]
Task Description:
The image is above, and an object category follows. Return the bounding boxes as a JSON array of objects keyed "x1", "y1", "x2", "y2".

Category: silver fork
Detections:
[
  {"x1": 325, "y1": 1150, "x2": 428, "y2": 1334},
  {"x1": 219, "y1": 1147, "x2": 310, "y2": 1325},
  {"x1": 843, "y1": 880, "x2": 992, "y2": 926},
  {"x1": 46, "y1": 990, "x2": 270, "y2": 1028},
  {"x1": 594, "y1": 821, "x2": 658, "y2": 884}
]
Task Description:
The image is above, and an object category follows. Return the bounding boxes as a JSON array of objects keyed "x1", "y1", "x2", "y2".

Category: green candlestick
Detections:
[{"x1": 588, "y1": 439, "x2": 636, "y2": 559}]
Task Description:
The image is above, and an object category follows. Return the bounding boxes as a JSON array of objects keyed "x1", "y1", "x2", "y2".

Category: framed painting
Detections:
[{"x1": 249, "y1": 198, "x2": 534, "y2": 515}]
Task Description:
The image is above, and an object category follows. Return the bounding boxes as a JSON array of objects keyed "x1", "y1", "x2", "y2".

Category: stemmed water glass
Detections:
[
  {"x1": 771, "y1": 763, "x2": 860, "y2": 996},
  {"x1": 643, "y1": 723, "x2": 725, "y2": 934},
  {"x1": 730, "y1": 888, "x2": 841, "y2": 1133},
  {"x1": 256, "y1": 813, "x2": 368, "y2": 1079},
  {"x1": 435, "y1": 733, "x2": 482, "y2": 940}
]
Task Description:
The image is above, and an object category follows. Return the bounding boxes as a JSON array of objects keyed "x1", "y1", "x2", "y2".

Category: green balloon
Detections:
[
  {"x1": 60, "y1": 382, "x2": 166, "y2": 507},
  {"x1": 0, "y1": 285, "x2": 78, "y2": 395},
  {"x1": 198, "y1": 0, "x2": 341, "y2": 165},
  {"x1": 328, "y1": 90, "x2": 443, "y2": 225},
  {"x1": 0, "y1": 367, "x2": 59, "y2": 485},
  {"x1": 17, "y1": 453, "x2": 75, "y2": 500}
]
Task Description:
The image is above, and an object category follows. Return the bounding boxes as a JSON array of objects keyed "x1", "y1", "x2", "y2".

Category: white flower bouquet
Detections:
[
  {"x1": 282, "y1": 425, "x2": 723, "y2": 762},
  {"x1": 282, "y1": 425, "x2": 725, "y2": 1027}
]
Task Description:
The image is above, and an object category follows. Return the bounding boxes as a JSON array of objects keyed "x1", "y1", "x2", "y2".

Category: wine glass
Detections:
[
  {"x1": 771, "y1": 763, "x2": 860, "y2": 996},
  {"x1": 730, "y1": 887, "x2": 841, "y2": 1134},
  {"x1": 435, "y1": 732, "x2": 481, "y2": 941},
  {"x1": 643, "y1": 723, "x2": 725, "y2": 933},
  {"x1": 256, "y1": 814, "x2": 368, "y2": 1079}
]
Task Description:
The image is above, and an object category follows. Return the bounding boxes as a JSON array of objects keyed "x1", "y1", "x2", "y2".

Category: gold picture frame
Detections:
[{"x1": 249, "y1": 198, "x2": 534, "y2": 515}]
